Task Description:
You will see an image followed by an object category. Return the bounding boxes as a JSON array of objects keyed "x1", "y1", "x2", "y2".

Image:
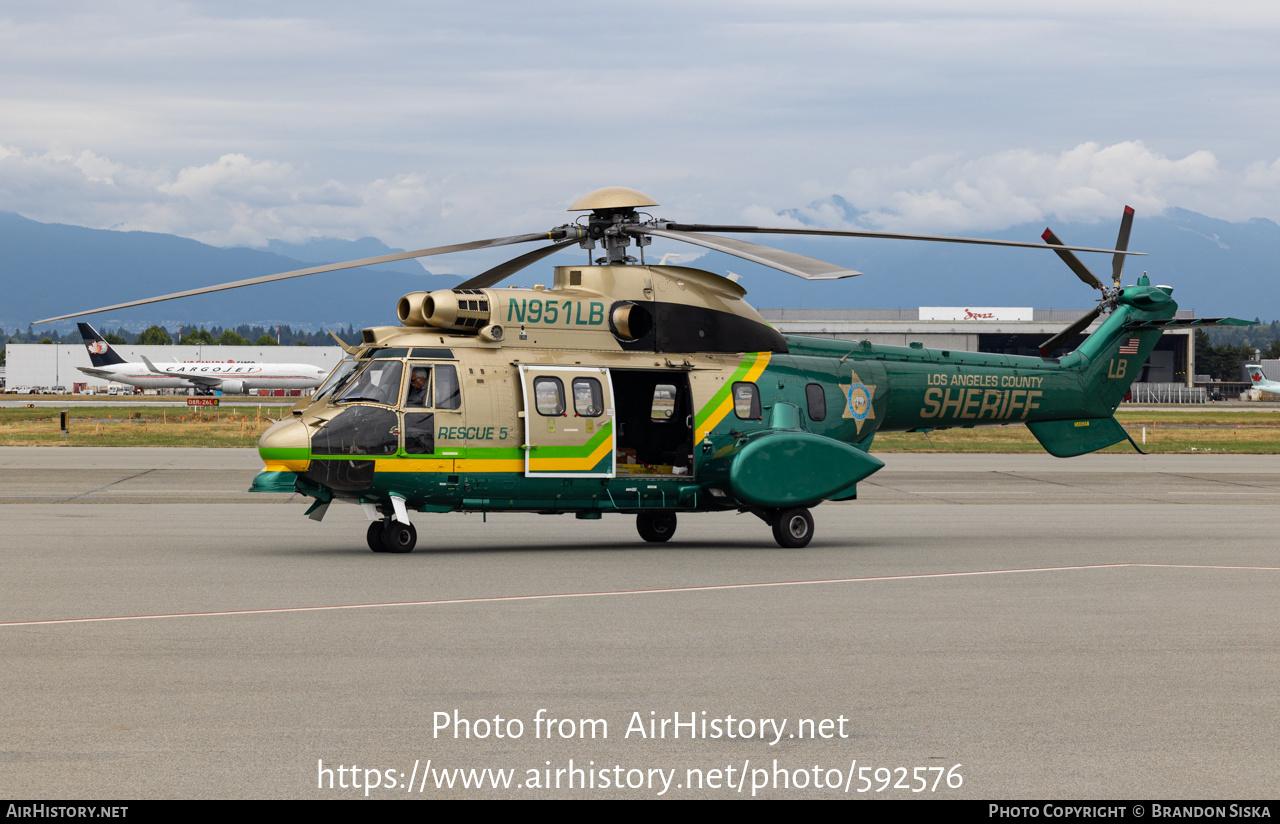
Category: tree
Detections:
[
  {"x1": 218, "y1": 329, "x2": 251, "y2": 346},
  {"x1": 105, "y1": 331, "x2": 128, "y2": 344},
  {"x1": 256, "y1": 334, "x2": 279, "y2": 346},
  {"x1": 1195, "y1": 329, "x2": 1254, "y2": 381},
  {"x1": 38, "y1": 337, "x2": 53, "y2": 344},
  {"x1": 138, "y1": 325, "x2": 173, "y2": 345},
  {"x1": 179, "y1": 327, "x2": 215, "y2": 345}
]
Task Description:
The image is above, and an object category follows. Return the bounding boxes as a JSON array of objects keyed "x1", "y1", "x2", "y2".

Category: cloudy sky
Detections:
[{"x1": 2, "y1": 0, "x2": 1279, "y2": 273}]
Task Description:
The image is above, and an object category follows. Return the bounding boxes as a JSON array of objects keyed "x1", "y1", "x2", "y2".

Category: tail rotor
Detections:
[{"x1": 1038, "y1": 206, "x2": 1134, "y2": 357}]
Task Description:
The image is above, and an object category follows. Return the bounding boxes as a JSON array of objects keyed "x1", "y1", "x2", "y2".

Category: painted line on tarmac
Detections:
[{"x1": 3, "y1": 563, "x2": 1278, "y2": 628}]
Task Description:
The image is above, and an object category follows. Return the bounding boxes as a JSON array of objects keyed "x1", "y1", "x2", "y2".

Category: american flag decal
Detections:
[{"x1": 1118, "y1": 338, "x2": 1140, "y2": 355}]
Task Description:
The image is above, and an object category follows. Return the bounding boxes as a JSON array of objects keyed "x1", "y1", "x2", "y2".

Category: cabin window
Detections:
[
  {"x1": 650, "y1": 384, "x2": 677, "y2": 421},
  {"x1": 335, "y1": 360, "x2": 403, "y2": 406},
  {"x1": 806, "y1": 383, "x2": 827, "y2": 421},
  {"x1": 311, "y1": 406, "x2": 399, "y2": 456},
  {"x1": 732, "y1": 381, "x2": 761, "y2": 420},
  {"x1": 435, "y1": 364, "x2": 461, "y2": 410},
  {"x1": 534, "y1": 376, "x2": 566, "y2": 416},
  {"x1": 573, "y1": 378, "x2": 604, "y2": 417}
]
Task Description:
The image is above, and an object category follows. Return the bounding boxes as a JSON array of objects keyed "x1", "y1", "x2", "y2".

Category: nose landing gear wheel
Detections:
[
  {"x1": 381, "y1": 522, "x2": 418, "y2": 553},
  {"x1": 636, "y1": 511, "x2": 677, "y2": 543},
  {"x1": 772, "y1": 507, "x2": 814, "y2": 548},
  {"x1": 367, "y1": 521, "x2": 388, "y2": 553}
]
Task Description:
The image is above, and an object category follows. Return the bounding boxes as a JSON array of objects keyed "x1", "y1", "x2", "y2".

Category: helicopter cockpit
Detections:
[{"x1": 301, "y1": 349, "x2": 463, "y2": 462}]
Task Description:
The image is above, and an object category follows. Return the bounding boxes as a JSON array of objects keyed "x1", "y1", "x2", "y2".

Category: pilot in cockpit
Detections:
[{"x1": 406, "y1": 367, "x2": 431, "y2": 407}]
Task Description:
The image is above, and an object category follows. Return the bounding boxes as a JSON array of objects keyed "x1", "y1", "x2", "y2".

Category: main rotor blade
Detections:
[
  {"x1": 632, "y1": 227, "x2": 860, "y2": 280},
  {"x1": 1112, "y1": 205, "x2": 1135, "y2": 284},
  {"x1": 663, "y1": 223, "x2": 1146, "y2": 257},
  {"x1": 456, "y1": 238, "x2": 580, "y2": 290},
  {"x1": 34, "y1": 231, "x2": 559, "y2": 323},
  {"x1": 1039, "y1": 305, "x2": 1104, "y2": 357},
  {"x1": 1041, "y1": 229, "x2": 1105, "y2": 292}
]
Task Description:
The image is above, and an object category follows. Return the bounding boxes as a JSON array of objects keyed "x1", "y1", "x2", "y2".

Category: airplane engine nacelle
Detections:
[
  {"x1": 415, "y1": 289, "x2": 492, "y2": 331},
  {"x1": 219, "y1": 380, "x2": 246, "y2": 394}
]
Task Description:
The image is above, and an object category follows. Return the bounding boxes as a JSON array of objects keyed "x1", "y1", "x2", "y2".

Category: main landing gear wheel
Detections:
[
  {"x1": 636, "y1": 511, "x2": 677, "y2": 543},
  {"x1": 772, "y1": 507, "x2": 814, "y2": 549},
  {"x1": 381, "y1": 522, "x2": 418, "y2": 553},
  {"x1": 367, "y1": 521, "x2": 388, "y2": 553}
]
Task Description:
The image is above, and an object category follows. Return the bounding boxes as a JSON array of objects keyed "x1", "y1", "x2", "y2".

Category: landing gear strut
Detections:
[
  {"x1": 636, "y1": 511, "x2": 677, "y2": 543},
  {"x1": 367, "y1": 520, "x2": 417, "y2": 553}
]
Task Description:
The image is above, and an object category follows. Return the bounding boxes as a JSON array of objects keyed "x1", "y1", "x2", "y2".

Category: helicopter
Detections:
[{"x1": 38, "y1": 187, "x2": 1249, "y2": 551}]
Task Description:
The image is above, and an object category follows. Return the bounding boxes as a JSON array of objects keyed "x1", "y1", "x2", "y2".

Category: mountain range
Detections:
[{"x1": 2, "y1": 204, "x2": 1276, "y2": 335}]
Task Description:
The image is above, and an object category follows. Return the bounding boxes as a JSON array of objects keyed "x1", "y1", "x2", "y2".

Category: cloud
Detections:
[
  {"x1": 1, "y1": 138, "x2": 1279, "y2": 277},
  {"x1": 759, "y1": 141, "x2": 1234, "y2": 232}
]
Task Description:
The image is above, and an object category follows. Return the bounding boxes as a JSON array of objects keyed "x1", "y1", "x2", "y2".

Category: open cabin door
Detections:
[{"x1": 518, "y1": 365, "x2": 616, "y2": 477}]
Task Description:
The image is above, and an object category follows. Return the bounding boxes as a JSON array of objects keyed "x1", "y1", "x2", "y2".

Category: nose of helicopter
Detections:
[{"x1": 258, "y1": 416, "x2": 311, "y2": 471}]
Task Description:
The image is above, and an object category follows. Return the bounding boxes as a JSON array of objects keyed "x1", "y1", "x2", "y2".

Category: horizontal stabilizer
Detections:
[
  {"x1": 1027, "y1": 417, "x2": 1130, "y2": 458},
  {"x1": 1125, "y1": 317, "x2": 1254, "y2": 330}
]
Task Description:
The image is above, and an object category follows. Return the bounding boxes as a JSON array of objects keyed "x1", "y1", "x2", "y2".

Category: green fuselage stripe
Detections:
[{"x1": 694, "y1": 353, "x2": 758, "y2": 430}]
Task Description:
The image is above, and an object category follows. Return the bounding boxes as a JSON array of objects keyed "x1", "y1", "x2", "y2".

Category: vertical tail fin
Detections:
[{"x1": 77, "y1": 323, "x2": 127, "y2": 367}]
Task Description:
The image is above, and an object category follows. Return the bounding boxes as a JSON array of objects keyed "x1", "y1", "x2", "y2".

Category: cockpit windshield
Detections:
[
  {"x1": 335, "y1": 360, "x2": 403, "y2": 406},
  {"x1": 312, "y1": 359, "x2": 362, "y2": 404}
]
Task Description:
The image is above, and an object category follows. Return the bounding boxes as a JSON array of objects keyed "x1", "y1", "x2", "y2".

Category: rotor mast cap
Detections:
[{"x1": 568, "y1": 187, "x2": 658, "y2": 211}]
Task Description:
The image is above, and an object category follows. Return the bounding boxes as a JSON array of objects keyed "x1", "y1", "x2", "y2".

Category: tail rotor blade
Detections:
[
  {"x1": 1042, "y1": 229, "x2": 1105, "y2": 292},
  {"x1": 1112, "y1": 205, "x2": 1135, "y2": 285},
  {"x1": 1039, "y1": 305, "x2": 1104, "y2": 357}
]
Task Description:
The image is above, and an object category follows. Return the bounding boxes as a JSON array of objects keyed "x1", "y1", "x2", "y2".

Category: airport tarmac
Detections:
[{"x1": 2, "y1": 447, "x2": 1278, "y2": 799}]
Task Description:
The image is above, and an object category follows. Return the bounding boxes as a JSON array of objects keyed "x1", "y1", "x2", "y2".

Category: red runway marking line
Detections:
[{"x1": 3, "y1": 562, "x2": 1277, "y2": 628}]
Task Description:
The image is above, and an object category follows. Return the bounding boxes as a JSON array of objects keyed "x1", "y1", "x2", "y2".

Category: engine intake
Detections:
[{"x1": 398, "y1": 289, "x2": 492, "y2": 331}]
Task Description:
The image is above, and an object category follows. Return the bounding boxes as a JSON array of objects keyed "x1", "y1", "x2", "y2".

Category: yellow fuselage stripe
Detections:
[
  {"x1": 528, "y1": 437, "x2": 614, "y2": 472},
  {"x1": 264, "y1": 460, "x2": 309, "y2": 473},
  {"x1": 695, "y1": 353, "x2": 772, "y2": 442}
]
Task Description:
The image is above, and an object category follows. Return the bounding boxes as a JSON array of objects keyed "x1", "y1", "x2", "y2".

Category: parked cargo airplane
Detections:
[
  {"x1": 76, "y1": 323, "x2": 328, "y2": 394},
  {"x1": 1245, "y1": 364, "x2": 1280, "y2": 394}
]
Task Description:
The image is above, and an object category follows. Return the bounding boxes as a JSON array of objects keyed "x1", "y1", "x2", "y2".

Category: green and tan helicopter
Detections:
[{"x1": 40, "y1": 187, "x2": 1248, "y2": 551}]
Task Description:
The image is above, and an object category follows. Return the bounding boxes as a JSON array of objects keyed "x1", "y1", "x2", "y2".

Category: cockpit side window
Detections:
[
  {"x1": 404, "y1": 365, "x2": 432, "y2": 408},
  {"x1": 335, "y1": 360, "x2": 403, "y2": 406},
  {"x1": 403, "y1": 412, "x2": 434, "y2": 455}
]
